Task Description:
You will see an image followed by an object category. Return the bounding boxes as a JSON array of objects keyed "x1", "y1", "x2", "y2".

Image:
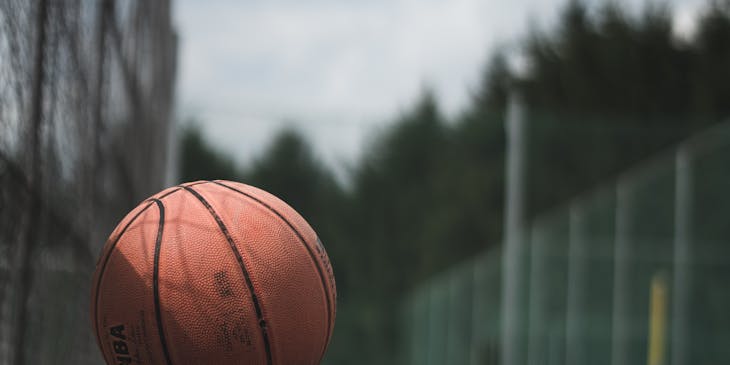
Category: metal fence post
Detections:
[
  {"x1": 566, "y1": 203, "x2": 587, "y2": 365},
  {"x1": 502, "y1": 91, "x2": 528, "y2": 365},
  {"x1": 610, "y1": 180, "x2": 631, "y2": 365},
  {"x1": 671, "y1": 145, "x2": 693, "y2": 365}
]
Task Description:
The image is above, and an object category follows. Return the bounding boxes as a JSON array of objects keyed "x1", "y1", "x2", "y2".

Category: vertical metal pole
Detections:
[
  {"x1": 566, "y1": 203, "x2": 586, "y2": 365},
  {"x1": 526, "y1": 224, "x2": 546, "y2": 365},
  {"x1": 446, "y1": 273, "x2": 456, "y2": 363},
  {"x1": 471, "y1": 261, "x2": 486, "y2": 365},
  {"x1": 671, "y1": 146, "x2": 693, "y2": 365},
  {"x1": 502, "y1": 91, "x2": 528, "y2": 365},
  {"x1": 611, "y1": 180, "x2": 631, "y2": 365}
]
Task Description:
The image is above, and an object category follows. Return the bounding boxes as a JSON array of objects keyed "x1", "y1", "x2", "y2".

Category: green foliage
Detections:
[
  {"x1": 178, "y1": 2, "x2": 730, "y2": 364},
  {"x1": 178, "y1": 122, "x2": 240, "y2": 182},
  {"x1": 692, "y1": 1, "x2": 730, "y2": 117},
  {"x1": 320, "y1": 91, "x2": 506, "y2": 364},
  {"x1": 480, "y1": 1, "x2": 730, "y2": 216},
  {"x1": 245, "y1": 128, "x2": 344, "y2": 222},
  {"x1": 242, "y1": 128, "x2": 349, "y2": 298},
  {"x1": 517, "y1": 1, "x2": 730, "y2": 120}
]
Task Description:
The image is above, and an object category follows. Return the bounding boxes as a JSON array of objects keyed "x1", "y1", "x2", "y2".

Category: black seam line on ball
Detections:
[
  {"x1": 93, "y1": 201, "x2": 155, "y2": 362},
  {"x1": 211, "y1": 181, "x2": 334, "y2": 338},
  {"x1": 181, "y1": 185, "x2": 274, "y2": 365},
  {"x1": 179, "y1": 180, "x2": 211, "y2": 189},
  {"x1": 152, "y1": 199, "x2": 174, "y2": 365},
  {"x1": 145, "y1": 181, "x2": 211, "y2": 204},
  {"x1": 145, "y1": 181, "x2": 211, "y2": 203},
  {"x1": 156, "y1": 187, "x2": 182, "y2": 200},
  {"x1": 211, "y1": 180, "x2": 333, "y2": 358}
]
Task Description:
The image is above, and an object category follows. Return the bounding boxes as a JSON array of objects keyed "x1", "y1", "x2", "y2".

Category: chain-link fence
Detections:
[
  {"x1": 401, "y1": 121, "x2": 730, "y2": 365},
  {"x1": 0, "y1": 1, "x2": 176, "y2": 363}
]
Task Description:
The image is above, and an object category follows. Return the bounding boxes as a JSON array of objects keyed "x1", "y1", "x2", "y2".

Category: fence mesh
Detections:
[
  {"x1": 0, "y1": 1, "x2": 176, "y2": 363},
  {"x1": 402, "y1": 121, "x2": 730, "y2": 365}
]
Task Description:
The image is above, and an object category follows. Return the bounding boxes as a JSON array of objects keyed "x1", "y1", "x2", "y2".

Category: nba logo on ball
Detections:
[{"x1": 91, "y1": 181, "x2": 336, "y2": 365}]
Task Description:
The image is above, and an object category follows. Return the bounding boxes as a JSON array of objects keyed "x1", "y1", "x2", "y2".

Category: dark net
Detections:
[{"x1": 0, "y1": 1, "x2": 176, "y2": 363}]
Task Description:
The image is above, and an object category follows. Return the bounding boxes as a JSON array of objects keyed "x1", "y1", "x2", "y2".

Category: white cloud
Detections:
[
  {"x1": 173, "y1": 0, "x2": 699, "y2": 176},
  {"x1": 673, "y1": 0, "x2": 704, "y2": 41}
]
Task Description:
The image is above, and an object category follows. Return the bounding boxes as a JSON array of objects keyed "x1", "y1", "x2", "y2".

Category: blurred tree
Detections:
[
  {"x1": 475, "y1": 50, "x2": 512, "y2": 117},
  {"x1": 243, "y1": 128, "x2": 348, "y2": 297},
  {"x1": 240, "y1": 128, "x2": 354, "y2": 365},
  {"x1": 691, "y1": 1, "x2": 730, "y2": 118},
  {"x1": 477, "y1": 1, "x2": 730, "y2": 216},
  {"x1": 178, "y1": 122, "x2": 240, "y2": 182},
  {"x1": 177, "y1": 3, "x2": 730, "y2": 364},
  {"x1": 246, "y1": 128, "x2": 343, "y2": 225},
  {"x1": 342, "y1": 91, "x2": 451, "y2": 363}
]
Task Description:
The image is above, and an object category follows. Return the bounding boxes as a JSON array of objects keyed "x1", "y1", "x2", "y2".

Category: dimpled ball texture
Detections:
[{"x1": 91, "y1": 180, "x2": 336, "y2": 365}]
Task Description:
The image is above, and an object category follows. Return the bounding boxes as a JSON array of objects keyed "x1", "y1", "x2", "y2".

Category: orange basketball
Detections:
[{"x1": 90, "y1": 180, "x2": 336, "y2": 365}]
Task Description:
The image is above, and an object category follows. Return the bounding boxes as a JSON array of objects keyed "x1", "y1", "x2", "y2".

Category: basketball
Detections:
[{"x1": 90, "y1": 180, "x2": 336, "y2": 365}]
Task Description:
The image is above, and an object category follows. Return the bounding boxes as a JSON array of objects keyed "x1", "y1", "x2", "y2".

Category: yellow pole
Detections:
[{"x1": 647, "y1": 273, "x2": 668, "y2": 365}]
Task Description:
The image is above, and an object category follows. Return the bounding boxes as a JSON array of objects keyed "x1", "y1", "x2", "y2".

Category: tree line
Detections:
[{"x1": 180, "y1": 2, "x2": 730, "y2": 363}]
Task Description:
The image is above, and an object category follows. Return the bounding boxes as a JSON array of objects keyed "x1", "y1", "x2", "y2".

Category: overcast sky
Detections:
[{"x1": 173, "y1": 0, "x2": 705, "y2": 177}]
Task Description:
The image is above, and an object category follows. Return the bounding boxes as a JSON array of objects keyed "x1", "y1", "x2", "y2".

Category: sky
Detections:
[{"x1": 173, "y1": 0, "x2": 706, "y2": 178}]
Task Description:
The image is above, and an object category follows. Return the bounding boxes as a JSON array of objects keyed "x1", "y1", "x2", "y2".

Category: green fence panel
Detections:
[
  {"x1": 566, "y1": 187, "x2": 616, "y2": 365},
  {"x1": 471, "y1": 251, "x2": 502, "y2": 365},
  {"x1": 400, "y1": 122, "x2": 730, "y2": 365},
  {"x1": 612, "y1": 158, "x2": 676, "y2": 365},
  {"x1": 528, "y1": 209, "x2": 570, "y2": 365},
  {"x1": 426, "y1": 276, "x2": 450, "y2": 365},
  {"x1": 445, "y1": 263, "x2": 475, "y2": 365},
  {"x1": 405, "y1": 284, "x2": 432, "y2": 365},
  {"x1": 685, "y1": 128, "x2": 730, "y2": 364}
]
